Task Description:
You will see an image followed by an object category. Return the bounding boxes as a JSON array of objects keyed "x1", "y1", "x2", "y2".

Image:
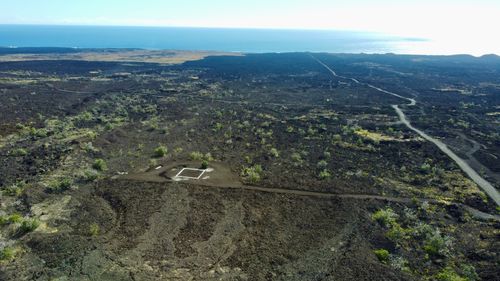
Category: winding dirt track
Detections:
[
  {"x1": 311, "y1": 55, "x2": 500, "y2": 207},
  {"x1": 120, "y1": 172, "x2": 500, "y2": 221},
  {"x1": 234, "y1": 184, "x2": 500, "y2": 222}
]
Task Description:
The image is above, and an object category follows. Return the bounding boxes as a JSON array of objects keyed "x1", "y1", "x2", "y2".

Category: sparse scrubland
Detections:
[{"x1": 0, "y1": 49, "x2": 499, "y2": 280}]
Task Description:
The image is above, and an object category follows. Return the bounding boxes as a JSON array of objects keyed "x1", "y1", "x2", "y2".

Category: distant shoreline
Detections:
[
  {"x1": 0, "y1": 48, "x2": 242, "y2": 64},
  {"x1": 0, "y1": 47, "x2": 498, "y2": 62}
]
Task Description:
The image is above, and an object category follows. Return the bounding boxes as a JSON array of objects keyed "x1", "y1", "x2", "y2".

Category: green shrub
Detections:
[
  {"x1": 200, "y1": 160, "x2": 209, "y2": 169},
  {"x1": 2, "y1": 182, "x2": 26, "y2": 197},
  {"x1": 372, "y1": 208, "x2": 398, "y2": 227},
  {"x1": 269, "y1": 148, "x2": 280, "y2": 158},
  {"x1": 213, "y1": 122, "x2": 223, "y2": 131},
  {"x1": 420, "y1": 162, "x2": 432, "y2": 174},
  {"x1": 2, "y1": 186, "x2": 23, "y2": 197},
  {"x1": 47, "y1": 177, "x2": 72, "y2": 193},
  {"x1": 15, "y1": 123, "x2": 26, "y2": 130},
  {"x1": 189, "y1": 151, "x2": 213, "y2": 161},
  {"x1": 189, "y1": 151, "x2": 204, "y2": 160},
  {"x1": 203, "y1": 153, "x2": 214, "y2": 162},
  {"x1": 8, "y1": 214, "x2": 23, "y2": 224},
  {"x1": 291, "y1": 152, "x2": 303, "y2": 165},
  {"x1": 29, "y1": 127, "x2": 48, "y2": 138},
  {"x1": 253, "y1": 164, "x2": 263, "y2": 174},
  {"x1": 373, "y1": 249, "x2": 390, "y2": 263},
  {"x1": 386, "y1": 223, "x2": 409, "y2": 245},
  {"x1": 92, "y1": 159, "x2": 107, "y2": 171},
  {"x1": 423, "y1": 230, "x2": 452, "y2": 257},
  {"x1": 241, "y1": 165, "x2": 263, "y2": 184},
  {"x1": 18, "y1": 218, "x2": 40, "y2": 235},
  {"x1": 435, "y1": 267, "x2": 467, "y2": 281},
  {"x1": 82, "y1": 169, "x2": 99, "y2": 182},
  {"x1": 82, "y1": 142, "x2": 99, "y2": 153},
  {"x1": 244, "y1": 155, "x2": 252, "y2": 164},
  {"x1": 389, "y1": 255, "x2": 410, "y2": 272},
  {"x1": 89, "y1": 223, "x2": 100, "y2": 236},
  {"x1": 154, "y1": 146, "x2": 168, "y2": 158},
  {"x1": 323, "y1": 151, "x2": 331, "y2": 158},
  {"x1": 11, "y1": 148, "x2": 28, "y2": 157},
  {"x1": 0, "y1": 247, "x2": 15, "y2": 261},
  {"x1": 317, "y1": 160, "x2": 328, "y2": 168},
  {"x1": 0, "y1": 214, "x2": 23, "y2": 225},
  {"x1": 412, "y1": 222, "x2": 434, "y2": 239},
  {"x1": 460, "y1": 264, "x2": 479, "y2": 281},
  {"x1": 319, "y1": 169, "x2": 331, "y2": 179}
]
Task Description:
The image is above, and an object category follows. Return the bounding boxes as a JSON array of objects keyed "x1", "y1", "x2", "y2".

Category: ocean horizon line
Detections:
[{"x1": 0, "y1": 25, "x2": 496, "y2": 56}]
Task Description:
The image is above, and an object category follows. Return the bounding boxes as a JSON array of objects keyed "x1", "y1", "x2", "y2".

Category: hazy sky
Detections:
[{"x1": 1, "y1": 0, "x2": 499, "y2": 54}]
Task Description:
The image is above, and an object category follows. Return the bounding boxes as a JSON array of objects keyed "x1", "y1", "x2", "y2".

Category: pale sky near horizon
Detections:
[{"x1": 1, "y1": 0, "x2": 499, "y2": 54}]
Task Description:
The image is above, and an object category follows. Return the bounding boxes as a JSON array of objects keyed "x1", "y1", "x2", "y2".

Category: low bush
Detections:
[
  {"x1": 82, "y1": 169, "x2": 99, "y2": 182},
  {"x1": 0, "y1": 214, "x2": 23, "y2": 225},
  {"x1": 423, "y1": 230, "x2": 452, "y2": 257},
  {"x1": 92, "y1": 159, "x2": 107, "y2": 171},
  {"x1": 420, "y1": 162, "x2": 432, "y2": 174},
  {"x1": 47, "y1": 177, "x2": 72, "y2": 193},
  {"x1": 189, "y1": 151, "x2": 204, "y2": 160},
  {"x1": 10, "y1": 148, "x2": 28, "y2": 157},
  {"x1": 317, "y1": 160, "x2": 328, "y2": 168},
  {"x1": 17, "y1": 218, "x2": 40, "y2": 235},
  {"x1": 89, "y1": 223, "x2": 100, "y2": 236},
  {"x1": 411, "y1": 222, "x2": 434, "y2": 239},
  {"x1": 373, "y1": 249, "x2": 390, "y2": 263},
  {"x1": 154, "y1": 146, "x2": 168, "y2": 158},
  {"x1": 435, "y1": 267, "x2": 467, "y2": 281},
  {"x1": 241, "y1": 165, "x2": 263, "y2": 184},
  {"x1": 0, "y1": 247, "x2": 15, "y2": 261},
  {"x1": 291, "y1": 152, "x2": 303, "y2": 165},
  {"x1": 372, "y1": 208, "x2": 399, "y2": 227},
  {"x1": 386, "y1": 223, "x2": 409, "y2": 245},
  {"x1": 189, "y1": 151, "x2": 213, "y2": 161},
  {"x1": 389, "y1": 255, "x2": 410, "y2": 272},
  {"x1": 319, "y1": 169, "x2": 331, "y2": 179},
  {"x1": 2, "y1": 182, "x2": 26, "y2": 197},
  {"x1": 8, "y1": 214, "x2": 23, "y2": 224},
  {"x1": 460, "y1": 264, "x2": 479, "y2": 281},
  {"x1": 269, "y1": 148, "x2": 280, "y2": 158}
]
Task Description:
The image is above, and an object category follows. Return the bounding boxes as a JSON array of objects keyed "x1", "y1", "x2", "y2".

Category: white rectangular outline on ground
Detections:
[{"x1": 174, "y1": 168, "x2": 206, "y2": 180}]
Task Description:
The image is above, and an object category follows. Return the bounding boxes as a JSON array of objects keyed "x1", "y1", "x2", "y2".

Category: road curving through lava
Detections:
[{"x1": 311, "y1": 55, "x2": 500, "y2": 207}]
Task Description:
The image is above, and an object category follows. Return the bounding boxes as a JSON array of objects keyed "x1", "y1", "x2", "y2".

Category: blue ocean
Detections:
[{"x1": 0, "y1": 24, "x2": 428, "y2": 54}]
